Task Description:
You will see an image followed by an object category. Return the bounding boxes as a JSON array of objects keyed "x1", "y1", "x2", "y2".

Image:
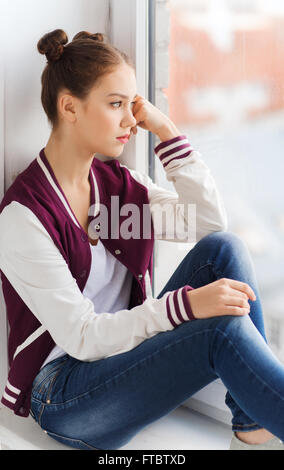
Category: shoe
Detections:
[{"x1": 230, "y1": 432, "x2": 284, "y2": 450}]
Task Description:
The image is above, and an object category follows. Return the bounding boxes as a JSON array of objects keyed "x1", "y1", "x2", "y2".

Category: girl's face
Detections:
[{"x1": 73, "y1": 64, "x2": 138, "y2": 157}]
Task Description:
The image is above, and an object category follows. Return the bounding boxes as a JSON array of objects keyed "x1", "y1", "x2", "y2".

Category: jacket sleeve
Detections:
[
  {"x1": 121, "y1": 134, "x2": 228, "y2": 243},
  {"x1": 0, "y1": 201, "x2": 195, "y2": 362}
]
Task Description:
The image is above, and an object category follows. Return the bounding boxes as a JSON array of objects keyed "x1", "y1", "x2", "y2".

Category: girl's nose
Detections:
[{"x1": 123, "y1": 108, "x2": 137, "y2": 128}]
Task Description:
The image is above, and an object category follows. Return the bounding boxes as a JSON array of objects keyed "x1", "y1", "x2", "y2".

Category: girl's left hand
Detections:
[{"x1": 130, "y1": 95, "x2": 172, "y2": 137}]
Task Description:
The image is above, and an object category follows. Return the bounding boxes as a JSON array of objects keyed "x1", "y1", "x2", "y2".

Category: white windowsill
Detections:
[{"x1": 0, "y1": 404, "x2": 232, "y2": 450}]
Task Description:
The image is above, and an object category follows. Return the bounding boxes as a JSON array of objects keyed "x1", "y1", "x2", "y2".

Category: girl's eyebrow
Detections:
[{"x1": 107, "y1": 93, "x2": 138, "y2": 99}]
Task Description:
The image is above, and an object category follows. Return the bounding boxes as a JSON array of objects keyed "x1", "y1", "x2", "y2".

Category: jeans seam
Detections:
[
  {"x1": 45, "y1": 369, "x2": 62, "y2": 402},
  {"x1": 43, "y1": 429, "x2": 101, "y2": 450},
  {"x1": 38, "y1": 404, "x2": 46, "y2": 427},
  {"x1": 215, "y1": 326, "x2": 284, "y2": 427},
  {"x1": 187, "y1": 262, "x2": 214, "y2": 285},
  {"x1": 233, "y1": 423, "x2": 260, "y2": 429},
  {"x1": 211, "y1": 265, "x2": 228, "y2": 282}
]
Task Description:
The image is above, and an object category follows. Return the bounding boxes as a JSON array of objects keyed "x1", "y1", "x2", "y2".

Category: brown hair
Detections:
[{"x1": 37, "y1": 29, "x2": 135, "y2": 126}]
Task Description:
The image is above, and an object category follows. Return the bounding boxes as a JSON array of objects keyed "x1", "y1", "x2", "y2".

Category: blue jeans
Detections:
[{"x1": 30, "y1": 232, "x2": 284, "y2": 450}]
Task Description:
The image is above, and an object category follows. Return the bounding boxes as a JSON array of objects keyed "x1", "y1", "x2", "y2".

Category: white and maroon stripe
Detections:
[
  {"x1": 166, "y1": 285, "x2": 195, "y2": 328},
  {"x1": 154, "y1": 135, "x2": 193, "y2": 169},
  {"x1": 1, "y1": 379, "x2": 21, "y2": 406}
]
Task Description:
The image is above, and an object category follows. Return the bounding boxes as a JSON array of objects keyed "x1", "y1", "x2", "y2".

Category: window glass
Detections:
[{"x1": 156, "y1": 0, "x2": 284, "y2": 362}]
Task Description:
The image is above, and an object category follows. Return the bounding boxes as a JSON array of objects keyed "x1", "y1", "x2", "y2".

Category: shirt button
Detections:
[
  {"x1": 115, "y1": 249, "x2": 121, "y2": 255},
  {"x1": 138, "y1": 274, "x2": 143, "y2": 279},
  {"x1": 81, "y1": 233, "x2": 87, "y2": 242},
  {"x1": 80, "y1": 270, "x2": 87, "y2": 278}
]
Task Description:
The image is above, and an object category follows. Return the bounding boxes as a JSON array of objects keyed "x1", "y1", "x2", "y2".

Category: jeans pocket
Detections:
[
  {"x1": 44, "y1": 367, "x2": 62, "y2": 402},
  {"x1": 34, "y1": 366, "x2": 61, "y2": 395},
  {"x1": 32, "y1": 357, "x2": 68, "y2": 401},
  {"x1": 31, "y1": 367, "x2": 64, "y2": 427}
]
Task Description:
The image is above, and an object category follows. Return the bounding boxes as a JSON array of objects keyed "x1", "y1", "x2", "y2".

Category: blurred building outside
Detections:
[{"x1": 157, "y1": 0, "x2": 284, "y2": 361}]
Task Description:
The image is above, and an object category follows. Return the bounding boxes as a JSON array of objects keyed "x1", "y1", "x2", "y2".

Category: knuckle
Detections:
[
  {"x1": 219, "y1": 286, "x2": 227, "y2": 295},
  {"x1": 233, "y1": 307, "x2": 242, "y2": 315}
]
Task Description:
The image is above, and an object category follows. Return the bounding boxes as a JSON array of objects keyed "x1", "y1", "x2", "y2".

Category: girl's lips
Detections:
[{"x1": 116, "y1": 136, "x2": 129, "y2": 143}]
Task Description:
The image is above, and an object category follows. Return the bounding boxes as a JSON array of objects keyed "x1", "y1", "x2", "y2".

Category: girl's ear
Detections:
[{"x1": 57, "y1": 92, "x2": 77, "y2": 123}]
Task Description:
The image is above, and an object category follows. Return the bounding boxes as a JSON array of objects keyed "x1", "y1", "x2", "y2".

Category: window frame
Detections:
[
  {"x1": 0, "y1": 55, "x2": 8, "y2": 399},
  {"x1": 109, "y1": 0, "x2": 149, "y2": 176}
]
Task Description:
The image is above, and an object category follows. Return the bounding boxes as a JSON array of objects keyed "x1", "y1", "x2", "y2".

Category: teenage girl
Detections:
[{"x1": 1, "y1": 29, "x2": 284, "y2": 450}]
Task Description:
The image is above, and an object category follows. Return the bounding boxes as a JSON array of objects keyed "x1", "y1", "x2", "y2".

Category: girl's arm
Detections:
[
  {"x1": 0, "y1": 202, "x2": 195, "y2": 363},
  {"x1": 120, "y1": 133, "x2": 228, "y2": 243}
]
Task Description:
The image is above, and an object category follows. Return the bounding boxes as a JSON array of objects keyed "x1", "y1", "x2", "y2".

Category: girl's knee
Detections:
[
  {"x1": 199, "y1": 231, "x2": 243, "y2": 247},
  {"x1": 197, "y1": 231, "x2": 250, "y2": 259},
  {"x1": 214, "y1": 314, "x2": 255, "y2": 342}
]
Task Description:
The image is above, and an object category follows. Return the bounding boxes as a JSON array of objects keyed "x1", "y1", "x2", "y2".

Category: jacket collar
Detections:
[{"x1": 37, "y1": 148, "x2": 101, "y2": 230}]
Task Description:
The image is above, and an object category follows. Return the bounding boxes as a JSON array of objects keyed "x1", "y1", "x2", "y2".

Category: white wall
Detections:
[{"x1": 0, "y1": 0, "x2": 110, "y2": 190}]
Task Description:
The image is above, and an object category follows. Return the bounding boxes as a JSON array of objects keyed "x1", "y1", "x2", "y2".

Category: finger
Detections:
[
  {"x1": 227, "y1": 288, "x2": 251, "y2": 302},
  {"x1": 225, "y1": 279, "x2": 256, "y2": 301},
  {"x1": 224, "y1": 295, "x2": 250, "y2": 309},
  {"x1": 222, "y1": 305, "x2": 250, "y2": 316},
  {"x1": 135, "y1": 95, "x2": 146, "y2": 104},
  {"x1": 234, "y1": 291, "x2": 250, "y2": 301}
]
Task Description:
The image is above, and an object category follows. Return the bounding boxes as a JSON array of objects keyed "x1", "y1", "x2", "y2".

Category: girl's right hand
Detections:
[{"x1": 187, "y1": 278, "x2": 256, "y2": 319}]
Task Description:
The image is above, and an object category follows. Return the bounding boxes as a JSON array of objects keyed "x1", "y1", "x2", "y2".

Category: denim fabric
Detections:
[{"x1": 30, "y1": 232, "x2": 284, "y2": 450}]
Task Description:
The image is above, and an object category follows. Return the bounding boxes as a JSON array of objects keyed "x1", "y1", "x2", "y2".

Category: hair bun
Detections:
[
  {"x1": 72, "y1": 31, "x2": 105, "y2": 43},
  {"x1": 37, "y1": 29, "x2": 68, "y2": 62}
]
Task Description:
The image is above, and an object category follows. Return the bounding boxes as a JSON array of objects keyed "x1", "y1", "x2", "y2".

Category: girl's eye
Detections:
[
  {"x1": 110, "y1": 101, "x2": 136, "y2": 108},
  {"x1": 110, "y1": 102, "x2": 121, "y2": 108}
]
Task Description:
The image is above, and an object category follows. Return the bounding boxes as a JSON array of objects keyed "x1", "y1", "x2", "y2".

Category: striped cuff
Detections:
[
  {"x1": 182, "y1": 285, "x2": 195, "y2": 321},
  {"x1": 154, "y1": 135, "x2": 193, "y2": 169},
  {"x1": 1, "y1": 379, "x2": 21, "y2": 412},
  {"x1": 166, "y1": 285, "x2": 196, "y2": 328}
]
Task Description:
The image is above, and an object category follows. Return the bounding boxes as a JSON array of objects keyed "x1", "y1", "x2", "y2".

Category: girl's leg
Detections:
[
  {"x1": 30, "y1": 310, "x2": 284, "y2": 450},
  {"x1": 30, "y1": 232, "x2": 284, "y2": 449},
  {"x1": 157, "y1": 231, "x2": 266, "y2": 339},
  {"x1": 157, "y1": 231, "x2": 268, "y2": 432}
]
